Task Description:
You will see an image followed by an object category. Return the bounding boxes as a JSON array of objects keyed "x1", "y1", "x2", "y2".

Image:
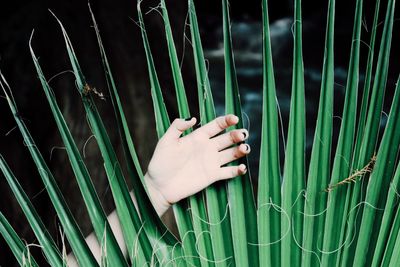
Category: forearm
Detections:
[
  {"x1": 67, "y1": 174, "x2": 168, "y2": 266},
  {"x1": 66, "y1": 210, "x2": 127, "y2": 266}
]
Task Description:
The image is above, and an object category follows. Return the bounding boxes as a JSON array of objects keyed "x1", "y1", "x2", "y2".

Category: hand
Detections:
[
  {"x1": 144, "y1": 114, "x2": 250, "y2": 215},
  {"x1": 68, "y1": 115, "x2": 250, "y2": 265}
]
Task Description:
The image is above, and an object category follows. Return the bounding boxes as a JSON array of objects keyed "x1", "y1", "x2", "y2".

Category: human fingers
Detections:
[
  {"x1": 215, "y1": 164, "x2": 247, "y2": 181},
  {"x1": 212, "y1": 128, "x2": 249, "y2": 151},
  {"x1": 195, "y1": 114, "x2": 239, "y2": 138},
  {"x1": 218, "y1": 143, "x2": 250, "y2": 166},
  {"x1": 162, "y1": 117, "x2": 197, "y2": 141}
]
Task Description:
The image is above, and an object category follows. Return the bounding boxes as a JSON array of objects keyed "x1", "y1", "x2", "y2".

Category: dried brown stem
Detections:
[
  {"x1": 324, "y1": 154, "x2": 377, "y2": 192},
  {"x1": 83, "y1": 83, "x2": 106, "y2": 100}
]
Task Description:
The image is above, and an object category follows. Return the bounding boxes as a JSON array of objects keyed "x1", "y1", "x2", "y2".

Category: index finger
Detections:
[{"x1": 195, "y1": 114, "x2": 239, "y2": 138}]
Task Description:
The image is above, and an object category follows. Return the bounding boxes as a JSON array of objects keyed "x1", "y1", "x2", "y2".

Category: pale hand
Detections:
[
  {"x1": 145, "y1": 114, "x2": 250, "y2": 215},
  {"x1": 67, "y1": 115, "x2": 251, "y2": 266}
]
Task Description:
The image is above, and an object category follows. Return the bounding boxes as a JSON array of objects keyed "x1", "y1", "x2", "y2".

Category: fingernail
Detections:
[
  {"x1": 232, "y1": 115, "x2": 239, "y2": 123},
  {"x1": 242, "y1": 165, "x2": 247, "y2": 173},
  {"x1": 185, "y1": 117, "x2": 192, "y2": 121},
  {"x1": 242, "y1": 131, "x2": 247, "y2": 139},
  {"x1": 246, "y1": 144, "x2": 250, "y2": 151}
]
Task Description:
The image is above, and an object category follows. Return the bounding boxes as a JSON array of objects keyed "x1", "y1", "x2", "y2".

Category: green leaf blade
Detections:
[
  {"x1": 257, "y1": 1, "x2": 281, "y2": 266},
  {"x1": 371, "y1": 159, "x2": 400, "y2": 266},
  {"x1": 51, "y1": 13, "x2": 160, "y2": 265},
  {"x1": 280, "y1": 0, "x2": 306, "y2": 265},
  {"x1": 352, "y1": 74, "x2": 400, "y2": 266},
  {"x1": 301, "y1": 0, "x2": 335, "y2": 265},
  {"x1": 319, "y1": 0, "x2": 363, "y2": 265},
  {"x1": 29, "y1": 34, "x2": 128, "y2": 267},
  {"x1": 159, "y1": 2, "x2": 200, "y2": 265},
  {"x1": 222, "y1": 0, "x2": 258, "y2": 266},
  {"x1": 0, "y1": 212, "x2": 39, "y2": 267},
  {"x1": 0, "y1": 156, "x2": 62, "y2": 267},
  {"x1": 188, "y1": 0, "x2": 234, "y2": 265},
  {"x1": 340, "y1": 0, "x2": 396, "y2": 264},
  {"x1": 0, "y1": 74, "x2": 98, "y2": 267}
]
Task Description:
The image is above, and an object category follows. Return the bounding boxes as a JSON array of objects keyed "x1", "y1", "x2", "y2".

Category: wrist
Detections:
[{"x1": 144, "y1": 173, "x2": 171, "y2": 216}]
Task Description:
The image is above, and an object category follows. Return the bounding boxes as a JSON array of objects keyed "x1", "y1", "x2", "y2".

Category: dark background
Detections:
[{"x1": 0, "y1": 0, "x2": 399, "y2": 265}]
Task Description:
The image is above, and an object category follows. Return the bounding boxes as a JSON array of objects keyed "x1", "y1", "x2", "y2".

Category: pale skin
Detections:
[{"x1": 67, "y1": 114, "x2": 250, "y2": 266}]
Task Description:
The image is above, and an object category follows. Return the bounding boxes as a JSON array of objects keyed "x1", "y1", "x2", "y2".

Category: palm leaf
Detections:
[
  {"x1": 159, "y1": 0, "x2": 200, "y2": 265},
  {"x1": 0, "y1": 157, "x2": 61, "y2": 266},
  {"x1": 0, "y1": 212, "x2": 39, "y2": 267},
  {"x1": 352, "y1": 75, "x2": 400, "y2": 266},
  {"x1": 301, "y1": 0, "x2": 335, "y2": 265},
  {"x1": 320, "y1": 0, "x2": 363, "y2": 265},
  {"x1": 222, "y1": 1, "x2": 257, "y2": 266},
  {"x1": 1, "y1": 0, "x2": 399, "y2": 266},
  {"x1": 89, "y1": 5, "x2": 185, "y2": 265},
  {"x1": 280, "y1": 0, "x2": 306, "y2": 265},
  {"x1": 371, "y1": 78, "x2": 400, "y2": 265},
  {"x1": 341, "y1": 0, "x2": 396, "y2": 264},
  {"x1": 257, "y1": 1, "x2": 281, "y2": 266},
  {"x1": 189, "y1": 0, "x2": 231, "y2": 265},
  {"x1": 0, "y1": 73, "x2": 98, "y2": 267},
  {"x1": 29, "y1": 32, "x2": 129, "y2": 267},
  {"x1": 51, "y1": 13, "x2": 162, "y2": 265}
]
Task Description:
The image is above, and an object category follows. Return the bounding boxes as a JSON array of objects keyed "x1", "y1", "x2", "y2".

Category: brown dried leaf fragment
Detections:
[
  {"x1": 324, "y1": 154, "x2": 377, "y2": 192},
  {"x1": 82, "y1": 83, "x2": 106, "y2": 100}
]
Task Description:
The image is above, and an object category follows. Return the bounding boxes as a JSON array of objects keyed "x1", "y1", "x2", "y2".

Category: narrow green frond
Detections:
[
  {"x1": 159, "y1": 1, "x2": 200, "y2": 265},
  {"x1": 341, "y1": 0, "x2": 396, "y2": 264},
  {"x1": 280, "y1": 0, "x2": 306, "y2": 265},
  {"x1": 188, "y1": 0, "x2": 216, "y2": 123},
  {"x1": 257, "y1": 1, "x2": 281, "y2": 266},
  {"x1": 351, "y1": 2, "x2": 381, "y2": 171},
  {"x1": 160, "y1": 0, "x2": 191, "y2": 119},
  {"x1": 90, "y1": 4, "x2": 144, "y2": 177},
  {"x1": 89, "y1": 6, "x2": 183, "y2": 264},
  {"x1": 29, "y1": 34, "x2": 128, "y2": 267},
  {"x1": 372, "y1": 151, "x2": 400, "y2": 266},
  {"x1": 137, "y1": 1, "x2": 170, "y2": 138},
  {"x1": 51, "y1": 12, "x2": 161, "y2": 265},
  {"x1": 222, "y1": 0, "x2": 257, "y2": 266},
  {"x1": 320, "y1": 0, "x2": 363, "y2": 266},
  {"x1": 0, "y1": 158, "x2": 59, "y2": 267},
  {"x1": 186, "y1": 2, "x2": 217, "y2": 250},
  {"x1": 0, "y1": 73, "x2": 97, "y2": 267},
  {"x1": 380, "y1": 190, "x2": 400, "y2": 266},
  {"x1": 301, "y1": 0, "x2": 335, "y2": 265},
  {"x1": 387, "y1": 223, "x2": 400, "y2": 266},
  {"x1": 352, "y1": 74, "x2": 400, "y2": 266},
  {"x1": 0, "y1": 212, "x2": 39, "y2": 267},
  {"x1": 188, "y1": 0, "x2": 233, "y2": 265}
]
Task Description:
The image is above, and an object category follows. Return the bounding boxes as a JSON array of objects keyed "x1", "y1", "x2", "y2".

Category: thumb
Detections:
[{"x1": 163, "y1": 117, "x2": 197, "y2": 141}]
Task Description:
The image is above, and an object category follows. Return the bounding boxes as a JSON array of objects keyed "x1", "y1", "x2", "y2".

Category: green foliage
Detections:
[
  {"x1": 1, "y1": 0, "x2": 400, "y2": 266},
  {"x1": 0, "y1": 211, "x2": 39, "y2": 267}
]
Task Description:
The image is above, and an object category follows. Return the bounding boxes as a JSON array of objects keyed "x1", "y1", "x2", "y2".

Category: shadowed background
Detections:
[{"x1": 1, "y1": 0, "x2": 399, "y2": 265}]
